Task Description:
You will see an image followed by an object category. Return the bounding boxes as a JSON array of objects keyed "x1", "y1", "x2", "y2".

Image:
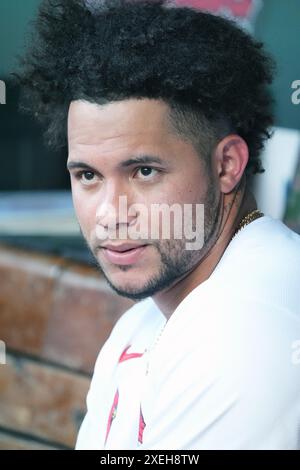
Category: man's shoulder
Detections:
[
  {"x1": 234, "y1": 215, "x2": 300, "y2": 259},
  {"x1": 216, "y1": 216, "x2": 300, "y2": 310}
]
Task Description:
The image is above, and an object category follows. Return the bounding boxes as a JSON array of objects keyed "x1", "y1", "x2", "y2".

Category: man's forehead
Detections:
[
  {"x1": 68, "y1": 98, "x2": 170, "y2": 124},
  {"x1": 67, "y1": 98, "x2": 173, "y2": 146}
]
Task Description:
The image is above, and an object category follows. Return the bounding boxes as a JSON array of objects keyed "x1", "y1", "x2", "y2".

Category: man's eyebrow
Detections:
[
  {"x1": 120, "y1": 155, "x2": 165, "y2": 168},
  {"x1": 67, "y1": 155, "x2": 165, "y2": 171},
  {"x1": 67, "y1": 161, "x2": 95, "y2": 171}
]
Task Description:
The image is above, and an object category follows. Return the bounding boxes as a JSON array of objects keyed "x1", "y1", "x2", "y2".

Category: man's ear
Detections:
[{"x1": 213, "y1": 135, "x2": 249, "y2": 194}]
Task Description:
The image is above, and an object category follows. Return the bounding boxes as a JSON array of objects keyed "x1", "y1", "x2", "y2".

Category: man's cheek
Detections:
[{"x1": 73, "y1": 200, "x2": 94, "y2": 240}]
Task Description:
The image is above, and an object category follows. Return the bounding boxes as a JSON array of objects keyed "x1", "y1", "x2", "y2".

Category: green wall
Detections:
[
  {"x1": 0, "y1": 0, "x2": 40, "y2": 77},
  {"x1": 255, "y1": 0, "x2": 300, "y2": 130}
]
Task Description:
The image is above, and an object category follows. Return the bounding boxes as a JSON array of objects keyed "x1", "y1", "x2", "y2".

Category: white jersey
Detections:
[{"x1": 76, "y1": 216, "x2": 300, "y2": 450}]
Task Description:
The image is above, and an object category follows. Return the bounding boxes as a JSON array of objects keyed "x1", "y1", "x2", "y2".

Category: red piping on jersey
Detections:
[
  {"x1": 119, "y1": 345, "x2": 144, "y2": 363},
  {"x1": 138, "y1": 406, "x2": 146, "y2": 444}
]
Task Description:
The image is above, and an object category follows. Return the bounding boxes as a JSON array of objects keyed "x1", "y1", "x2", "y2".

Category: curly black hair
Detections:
[{"x1": 15, "y1": 0, "x2": 275, "y2": 175}]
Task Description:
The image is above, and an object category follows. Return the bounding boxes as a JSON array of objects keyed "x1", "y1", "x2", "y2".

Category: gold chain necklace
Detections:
[{"x1": 231, "y1": 209, "x2": 264, "y2": 241}]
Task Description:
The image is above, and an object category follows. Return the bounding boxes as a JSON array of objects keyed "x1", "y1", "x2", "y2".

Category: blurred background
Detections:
[{"x1": 0, "y1": 0, "x2": 299, "y2": 450}]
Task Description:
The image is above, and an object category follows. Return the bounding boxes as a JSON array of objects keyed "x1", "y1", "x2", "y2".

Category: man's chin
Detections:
[
  {"x1": 93, "y1": 264, "x2": 151, "y2": 299},
  {"x1": 104, "y1": 280, "x2": 154, "y2": 301},
  {"x1": 93, "y1": 248, "x2": 179, "y2": 300}
]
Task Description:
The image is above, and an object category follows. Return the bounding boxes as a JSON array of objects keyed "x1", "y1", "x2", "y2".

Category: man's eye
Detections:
[
  {"x1": 135, "y1": 167, "x2": 159, "y2": 179},
  {"x1": 76, "y1": 170, "x2": 97, "y2": 184}
]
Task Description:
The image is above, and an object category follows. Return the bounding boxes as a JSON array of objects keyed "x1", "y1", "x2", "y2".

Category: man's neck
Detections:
[{"x1": 152, "y1": 182, "x2": 257, "y2": 320}]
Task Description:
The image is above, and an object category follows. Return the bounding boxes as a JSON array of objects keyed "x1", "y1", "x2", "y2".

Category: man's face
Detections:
[{"x1": 67, "y1": 98, "x2": 220, "y2": 300}]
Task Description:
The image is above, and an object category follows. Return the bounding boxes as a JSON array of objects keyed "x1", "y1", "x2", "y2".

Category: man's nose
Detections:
[{"x1": 95, "y1": 183, "x2": 136, "y2": 230}]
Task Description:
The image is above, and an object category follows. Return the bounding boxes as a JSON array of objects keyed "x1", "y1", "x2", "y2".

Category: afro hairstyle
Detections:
[{"x1": 15, "y1": 0, "x2": 275, "y2": 175}]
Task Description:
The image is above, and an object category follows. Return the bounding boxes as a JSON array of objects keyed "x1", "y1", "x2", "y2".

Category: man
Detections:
[{"x1": 17, "y1": 0, "x2": 300, "y2": 449}]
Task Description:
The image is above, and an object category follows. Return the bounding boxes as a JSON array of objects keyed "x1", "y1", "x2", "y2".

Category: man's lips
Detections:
[
  {"x1": 100, "y1": 243, "x2": 149, "y2": 265},
  {"x1": 101, "y1": 242, "x2": 147, "y2": 252}
]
